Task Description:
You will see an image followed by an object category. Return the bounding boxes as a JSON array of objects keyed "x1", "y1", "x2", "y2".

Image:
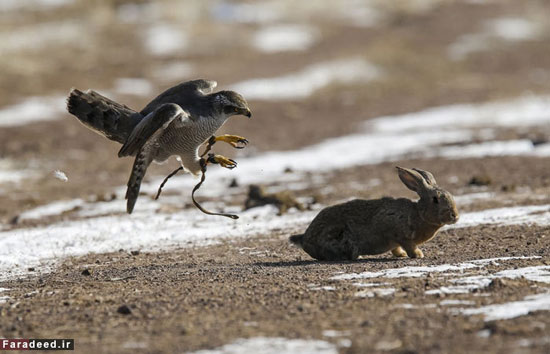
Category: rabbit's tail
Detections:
[{"x1": 289, "y1": 234, "x2": 304, "y2": 247}]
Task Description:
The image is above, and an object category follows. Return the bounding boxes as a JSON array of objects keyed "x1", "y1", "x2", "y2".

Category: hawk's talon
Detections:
[
  {"x1": 215, "y1": 134, "x2": 249, "y2": 149},
  {"x1": 207, "y1": 153, "x2": 237, "y2": 169}
]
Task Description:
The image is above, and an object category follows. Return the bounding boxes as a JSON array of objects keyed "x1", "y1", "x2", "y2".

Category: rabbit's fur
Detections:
[{"x1": 290, "y1": 167, "x2": 459, "y2": 261}]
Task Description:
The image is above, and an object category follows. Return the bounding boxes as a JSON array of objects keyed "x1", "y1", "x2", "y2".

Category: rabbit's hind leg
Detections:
[
  {"x1": 313, "y1": 225, "x2": 359, "y2": 261},
  {"x1": 391, "y1": 247, "x2": 407, "y2": 258}
]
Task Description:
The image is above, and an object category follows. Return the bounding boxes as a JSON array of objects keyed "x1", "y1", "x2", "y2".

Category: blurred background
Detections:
[{"x1": 1, "y1": 0, "x2": 550, "y2": 220}]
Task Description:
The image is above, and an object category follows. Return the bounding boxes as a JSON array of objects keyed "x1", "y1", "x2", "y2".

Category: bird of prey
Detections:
[{"x1": 66, "y1": 79, "x2": 252, "y2": 213}]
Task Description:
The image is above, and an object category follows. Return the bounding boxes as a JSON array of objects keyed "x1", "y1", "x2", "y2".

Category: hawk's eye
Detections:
[{"x1": 432, "y1": 196, "x2": 439, "y2": 204}]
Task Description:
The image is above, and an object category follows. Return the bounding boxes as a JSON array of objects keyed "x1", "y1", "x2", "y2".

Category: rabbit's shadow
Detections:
[{"x1": 253, "y1": 257, "x2": 397, "y2": 268}]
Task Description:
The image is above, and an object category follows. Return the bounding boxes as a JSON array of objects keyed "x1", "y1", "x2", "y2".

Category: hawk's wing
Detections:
[
  {"x1": 140, "y1": 79, "x2": 217, "y2": 117},
  {"x1": 121, "y1": 103, "x2": 191, "y2": 213},
  {"x1": 119, "y1": 103, "x2": 188, "y2": 157}
]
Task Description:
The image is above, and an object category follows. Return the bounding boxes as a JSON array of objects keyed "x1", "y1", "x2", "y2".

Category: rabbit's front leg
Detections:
[
  {"x1": 391, "y1": 247, "x2": 407, "y2": 258},
  {"x1": 401, "y1": 242, "x2": 424, "y2": 259}
]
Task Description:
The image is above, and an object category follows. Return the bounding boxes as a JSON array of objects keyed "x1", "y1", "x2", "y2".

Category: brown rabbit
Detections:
[{"x1": 290, "y1": 167, "x2": 459, "y2": 261}]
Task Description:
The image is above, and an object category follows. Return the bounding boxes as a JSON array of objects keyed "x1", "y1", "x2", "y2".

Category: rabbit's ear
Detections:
[
  {"x1": 396, "y1": 166, "x2": 432, "y2": 194},
  {"x1": 412, "y1": 168, "x2": 438, "y2": 186}
]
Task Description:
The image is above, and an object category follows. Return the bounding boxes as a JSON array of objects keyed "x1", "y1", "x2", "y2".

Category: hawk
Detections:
[{"x1": 66, "y1": 79, "x2": 252, "y2": 213}]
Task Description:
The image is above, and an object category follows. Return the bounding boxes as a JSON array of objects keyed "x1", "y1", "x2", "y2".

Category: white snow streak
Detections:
[
  {"x1": 458, "y1": 292, "x2": 550, "y2": 321},
  {"x1": 252, "y1": 25, "x2": 318, "y2": 53},
  {"x1": 190, "y1": 337, "x2": 338, "y2": 354},
  {"x1": 230, "y1": 58, "x2": 380, "y2": 101}
]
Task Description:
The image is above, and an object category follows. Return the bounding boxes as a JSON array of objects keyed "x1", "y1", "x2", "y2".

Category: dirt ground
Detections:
[
  {"x1": 1, "y1": 0, "x2": 550, "y2": 353},
  {"x1": 1, "y1": 222, "x2": 549, "y2": 353}
]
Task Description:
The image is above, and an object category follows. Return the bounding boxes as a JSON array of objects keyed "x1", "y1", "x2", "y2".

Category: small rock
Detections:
[
  {"x1": 468, "y1": 175, "x2": 492, "y2": 186},
  {"x1": 27, "y1": 267, "x2": 35, "y2": 272},
  {"x1": 284, "y1": 167, "x2": 293, "y2": 173},
  {"x1": 244, "y1": 185, "x2": 305, "y2": 215},
  {"x1": 81, "y1": 269, "x2": 92, "y2": 276},
  {"x1": 375, "y1": 339, "x2": 402, "y2": 351},
  {"x1": 228, "y1": 178, "x2": 239, "y2": 188},
  {"x1": 117, "y1": 305, "x2": 132, "y2": 315},
  {"x1": 487, "y1": 278, "x2": 507, "y2": 290},
  {"x1": 360, "y1": 320, "x2": 372, "y2": 327},
  {"x1": 530, "y1": 137, "x2": 548, "y2": 146},
  {"x1": 9, "y1": 215, "x2": 19, "y2": 225},
  {"x1": 130, "y1": 250, "x2": 140, "y2": 256}
]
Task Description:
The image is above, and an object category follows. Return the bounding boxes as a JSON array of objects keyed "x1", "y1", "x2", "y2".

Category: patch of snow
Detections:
[
  {"x1": 457, "y1": 292, "x2": 550, "y2": 321},
  {"x1": 0, "y1": 159, "x2": 39, "y2": 185},
  {"x1": 18, "y1": 199, "x2": 85, "y2": 221},
  {"x1": 53, "y1": 170, "x2": 68, "y2": 182},
  {"x1": 430, "y1": 140, "x2": 538, "y2": 159},
  {"x1": 355, "y1": 288, "x2": 395, "y2": 298},
  {"x1": 488, "y1": 18, "x2": 540, "y2": 41},
  {"x1": 0, "y1": 205, "x2": 316, "y2": 281},
  {"x1": 230, "y1": 58, "x2": 381, "y2": 101},
  {"x1": 453, "y1": 192, "x2": 494, "y2": 205},
  {"x1": 117, "y1": 2, "x2": 161, "y2": 24},
  {"x1": 394, "y1": 303, "x2": 437, "y2": 309},
  {"x1": 338, "y1": 1, "x2": 382, "y2": 27},
  {"x1": 322, "y1": 330, "x2": 351, "y2": 338},
  {"x1": 252, "y1": 25, "x2": 318, "y2": 53},
  {"x1": 0, "y1": 170, "x2": 36, "y2": 185},
  {"x1": 440, "y1": 299, "x2": 475, "y2": 306},
  {"x1": 516, "y1": 337, "x2": 550, "y2": 348},
  {"x1": 191, "y1": 337, "x2": 338, "y2": 354},
  {"x1": 0, "y1": 296, "x2": 10, "y2": 304},
  {"x1": 448, "y1": 33, "x2": 491, "y2": 60},
  {"x1": 113, "y1": 78, "x2": 154, "y2": 97},
  {"x1": 426, "y1": 265, "x2": 550, "y2": 295},
  {"x1": 0, "y1": 96, "x2": 66, "y2": 127},
  {"x1": 152, "y1": 62, "x2": 194, "y2": 82},
  {"x1": 0, "y1": 0, "x2": 74, "y2": 11},
  {"x1": 309, "y1": 285, "x2": 336, "y2": 291},
  {"x1": 211, "y1": 1, "x2": 282, "y2": 24},
  {"x1": 495, "y1": 266, "x2": 550, "y2": 284},
  {"x1": 144, "y1": 25, "x2": 187, "y2": 56},
  {"x1": 448, "y1": 17, "x2": 540, "y2": 60},
  {"x1": 332, "y1": 257, "x2": 540, "y2": 281},
  {"x1": 352, "y1": 282, "x2": 390, "y2": 288},
  {"x1": 0, "y1": 21, "x2": 86, "y2": 53},
  {"x1": 450, "y1": 204, "x2": 550, "y2": 228},
  {"x1": 476, "y1": 329, "x2": 492, "y2": 338},
  {"x1": 368, "y1": 96, "x2": 550, "y2": 133}
]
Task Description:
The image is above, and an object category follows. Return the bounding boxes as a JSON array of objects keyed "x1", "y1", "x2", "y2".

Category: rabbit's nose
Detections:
[{"x1": 449, "y1": 211, "x2": 459, "y2": 223}]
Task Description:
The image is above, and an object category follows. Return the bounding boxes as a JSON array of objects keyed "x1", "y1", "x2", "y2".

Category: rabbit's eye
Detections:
[{"x1": 432, "y1": 196, "x2": 439, "y2": 204}]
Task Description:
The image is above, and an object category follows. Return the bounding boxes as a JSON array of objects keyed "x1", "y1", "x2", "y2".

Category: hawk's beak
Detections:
[{"x1": 243, "y1": 108, "x2": 252, "y2": 118}]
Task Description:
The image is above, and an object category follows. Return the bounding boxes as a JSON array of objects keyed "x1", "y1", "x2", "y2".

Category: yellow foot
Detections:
[
  {"x1": 410, "y1": 248, "x2": 424, "y2": 259},
  {"x1": 206, "y1": 153, "x2": 237, "y2": 169},
  {"x1": 391, "y1": 247, "x2": 407, "y2": 258},
  {"x1": 215, "y1": 134, "x2": 249, "y2": 149}
]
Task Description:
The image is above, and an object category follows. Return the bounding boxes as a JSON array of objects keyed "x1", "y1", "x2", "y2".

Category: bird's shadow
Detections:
[{"x1": 253, "y1": 257, "x2": 398, "y2": 268}]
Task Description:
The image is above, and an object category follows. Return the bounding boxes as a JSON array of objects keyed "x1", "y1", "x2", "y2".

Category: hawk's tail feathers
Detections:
[
  {"x1": 289, "y1": 234, "x2": 304, "y2": 247},
  {"x1": 67, "y1": 88, "x2": 141, "y2": 144},
  {"x1": 125, "y1": 150, "x2": 152, "y2": 214}
]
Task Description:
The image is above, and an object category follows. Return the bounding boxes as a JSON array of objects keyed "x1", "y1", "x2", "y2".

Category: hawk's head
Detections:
[{"x1": 212, "y1": 91, "x2": 252, "y2": 118}]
